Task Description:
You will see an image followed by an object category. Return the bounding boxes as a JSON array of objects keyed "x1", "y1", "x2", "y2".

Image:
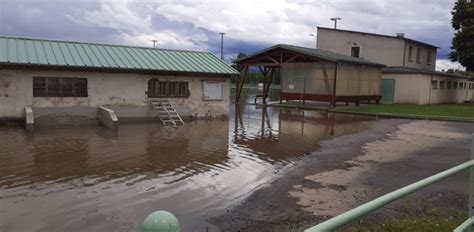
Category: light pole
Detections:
[
  {"x1": 219, "y1": 32, "x2": 225, "y2": 60},
  {"x1": 151, "y1": 40, "x2": 157, "y2": 48},
  {"x1": 309, "y1": 33, "x2": 316, "y2": 48},
  {"x1": 330, "y1": 17, "x2": 341, "y2": 29}
]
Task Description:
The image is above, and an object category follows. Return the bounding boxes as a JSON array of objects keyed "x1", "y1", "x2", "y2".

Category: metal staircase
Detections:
[{"x1": 149, "y1": 99, "x2": 185, "y2": 127}]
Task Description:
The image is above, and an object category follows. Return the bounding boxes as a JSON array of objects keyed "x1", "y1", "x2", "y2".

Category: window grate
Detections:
[
  {"x1": 33, "y1": 77, "x2": 88, "y2": 97},
  {"x1": 147, "y1": 79, "x2": 190, "y2": 98}
]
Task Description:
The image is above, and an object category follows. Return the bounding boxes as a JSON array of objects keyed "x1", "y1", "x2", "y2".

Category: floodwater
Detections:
[{"x1": 0, "y1": 89, "x2": 374, "y2": 231}]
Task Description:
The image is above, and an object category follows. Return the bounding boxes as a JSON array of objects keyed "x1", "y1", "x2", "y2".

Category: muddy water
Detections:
[{"x1": 0, "y1": 99, "x2": 374, "y2": 231}]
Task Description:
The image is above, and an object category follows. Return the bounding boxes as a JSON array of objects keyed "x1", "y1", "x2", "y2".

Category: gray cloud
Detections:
[{"x1": 0, "y1": 0, "x2": 460, "y2": 67}]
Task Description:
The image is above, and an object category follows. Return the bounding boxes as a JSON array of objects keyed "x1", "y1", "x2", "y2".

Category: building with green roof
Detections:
[
  {"x1": 234, "y1": 44, "x2": 386, "y2": 106},
  {"x1": 0, "y1": 36, "x2": 238, "y2": 126}
]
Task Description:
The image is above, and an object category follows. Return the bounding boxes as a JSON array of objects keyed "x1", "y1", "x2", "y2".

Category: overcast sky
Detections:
[{"x1": 0, "y1": 0, "x2": 464, "y2": 70}]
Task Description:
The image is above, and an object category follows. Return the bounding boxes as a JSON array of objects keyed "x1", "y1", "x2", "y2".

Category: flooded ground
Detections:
[{"x1": 0, "y1": 90, "x2": 375, "y2": 231}]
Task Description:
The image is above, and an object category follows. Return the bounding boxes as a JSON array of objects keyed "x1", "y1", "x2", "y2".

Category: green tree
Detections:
[
  {"x1": 449, "y1": 0, "x2": 474, "y2": 71},
  {"x1": 237, "y1": 52, "x2": 247, "y2": 59}
]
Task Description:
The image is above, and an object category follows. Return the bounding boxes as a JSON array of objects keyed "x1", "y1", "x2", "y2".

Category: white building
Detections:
[
  {"x1": 316, "y1": 27, "x2": 473, "y2": 104},
  {"x1": 0, "y1": 36, "x2": 239, "y2": 127}
]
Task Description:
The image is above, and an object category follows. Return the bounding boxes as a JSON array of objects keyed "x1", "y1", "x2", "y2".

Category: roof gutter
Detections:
[{"x1": 0, "y1": 63, "x2": 239, "y2": 78}]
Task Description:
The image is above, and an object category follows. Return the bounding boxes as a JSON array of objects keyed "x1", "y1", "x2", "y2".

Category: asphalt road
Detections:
[{"x1": 208, "y1": 119, "x2": 474, "y2": 231}]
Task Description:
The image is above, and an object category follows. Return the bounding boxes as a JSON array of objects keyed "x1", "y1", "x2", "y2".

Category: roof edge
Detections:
[
  {"x1": 317, "y1": 27, "x2": 439, "y2": 49},
  {"x1": 0, "y1": 35, "x2": 214, "y2": 54},
  {"x1": 234, "y1": 44, "x2": 386, "y2": 67},
  {"x1": 0, "y1": 62, "x2": 239, "y2": 76},
  {"x1": 382, "y1": 66, "x2": 471, "y2": 79}
]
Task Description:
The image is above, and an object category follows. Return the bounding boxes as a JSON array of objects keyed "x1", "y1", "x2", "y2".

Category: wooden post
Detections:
[
  {"x1": 263, "y1": 67, "x2": 275, "y2": 104},
  {"x1": 236, "y1": 66, "x2": 248, "y2": 103}
]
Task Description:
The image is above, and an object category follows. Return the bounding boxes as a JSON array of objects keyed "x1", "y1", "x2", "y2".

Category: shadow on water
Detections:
[{"x1": 0, "y1": 89, "x2": 374, "y2": 231}]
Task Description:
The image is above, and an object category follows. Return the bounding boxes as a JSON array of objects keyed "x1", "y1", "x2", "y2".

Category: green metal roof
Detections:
[
  {"x1": 234, "y1": 44, "x2": 385, "y2": 67},
  {"x1": 0, "y1": 36, "x2": 239, "y2": 75}
]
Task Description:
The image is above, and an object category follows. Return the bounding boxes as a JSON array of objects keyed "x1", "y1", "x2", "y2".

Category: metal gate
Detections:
[{"x1": 381, "y1": 79, "x2": 395, "y2": 103}]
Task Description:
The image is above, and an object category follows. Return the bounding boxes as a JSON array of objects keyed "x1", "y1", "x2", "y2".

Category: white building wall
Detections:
[
  {"x1": 403, "y1": 41, "x2": 437, "y2": 71},
  {"x1": 0, "y1": 69, "x2": 230, "y2": 120},
  {"x1": 429, "y1": 75, "x2": 472, "y2": 104},
  {"x1": 382, "y1": 73, "x2": 471, "y2": 104},
  {"x1": 317, "y1": 28, "x2": 405, "y2": 67},
  {"x1": 317, "y1": 28, "x2": 437, "y2": 71}
]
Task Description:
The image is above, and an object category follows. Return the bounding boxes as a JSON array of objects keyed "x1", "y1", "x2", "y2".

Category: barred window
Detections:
[
  {"x1": 431, "y1": 80, "x2": 438, "y2": 89},
  {"x1": 33, "y1": 77, "x2": 88, "y2": 97},
  {"x1": 148, "y1": 79, "x2": 190, "y2": 98}
]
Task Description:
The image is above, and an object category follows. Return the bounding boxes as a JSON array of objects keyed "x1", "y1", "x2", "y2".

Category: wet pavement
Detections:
[{"x1": 0, "y1": 96, "x2": 375, "y2": 231}]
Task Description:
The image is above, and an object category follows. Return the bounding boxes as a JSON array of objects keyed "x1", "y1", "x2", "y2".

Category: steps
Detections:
[{"x1": 149, "y1": 99, "x2": 185, "y2": 127}]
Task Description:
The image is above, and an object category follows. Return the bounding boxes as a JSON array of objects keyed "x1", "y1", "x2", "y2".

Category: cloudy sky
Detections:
[{"x1": 0, "y1": 0, "x2": 464, "y2": 70}]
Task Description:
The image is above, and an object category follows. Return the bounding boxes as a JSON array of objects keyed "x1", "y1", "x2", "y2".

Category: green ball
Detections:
[{"x1": 141, "y1": 211, "x2": 180, "y2": 232}]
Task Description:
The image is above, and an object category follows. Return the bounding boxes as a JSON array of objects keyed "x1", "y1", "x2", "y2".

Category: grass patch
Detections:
[
  {"x1": 337, "y1": 104, "x2": 474, "y2": 118},
  {"x1": 344, "y1": 210, "x2": 467, "y2": 232}
]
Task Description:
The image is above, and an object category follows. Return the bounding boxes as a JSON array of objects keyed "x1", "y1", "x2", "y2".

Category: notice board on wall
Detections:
[{"x1": 203, "y1": 80, "x2": 224, "y2": 101}]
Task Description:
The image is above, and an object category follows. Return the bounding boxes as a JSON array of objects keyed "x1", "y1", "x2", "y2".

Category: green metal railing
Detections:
[{"x1": 305, "y1": 133, "x2": 474, "y2": 232}]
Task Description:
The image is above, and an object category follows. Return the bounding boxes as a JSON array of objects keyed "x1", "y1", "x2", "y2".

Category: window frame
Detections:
[
  {"x1": 408, "y1": 46, "x2": 413, "y2": 62},
  {"x1": 427, "y1": 50, "x2": 432, "y2": 65},
  {"x1": 416, "y1": 47, "x2": 421, "y2": 63},
  {"x1": 33, "y1": 76, "x2": 88, "y2": 97},
  {"x1": 439, "y1": 81, "x2": 445, "y2": 89},
  {"x1": 431, "y1": 80, "x2": 438, "y2": 90},
  {"x1": 351, "y1": 46, "x2": 360, "y2": 58}
]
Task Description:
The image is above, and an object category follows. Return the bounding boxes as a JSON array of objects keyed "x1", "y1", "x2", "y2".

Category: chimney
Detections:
[{"x1": 396, "y1": 33, "x2": 405, "y2": 38}]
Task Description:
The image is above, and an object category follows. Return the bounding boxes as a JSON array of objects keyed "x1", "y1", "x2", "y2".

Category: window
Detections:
[
  {"x1": 431, "y1": 80, "x2": 438, "y2": 89},
  {"x1": 147, "y1": 79, "x2": 190, "y2": 98},
  {"x1": 416, "y1": 48, "x2": 421, "y2": 63},
  {"x1": 427, "y1": 50, "x2": 432, "y2": 65},
  {"x1": 351, "y1": 46, "x2": 360, "y2": 58},
  {"x1": 447, "y1": 81, "x2": 452, "y2": 89},
  {"x1": 33, "y1": 77, "x2": 88, "y2": 97},
  {"x1": 408, "y1": 46, "x2": 413, "y2": 62},
  {"x1": 453, "y1": 82, "x2": 458, "y2": 89},
  {"x1": 440, "y1": 81, "x2": 445, "y2": 89}
]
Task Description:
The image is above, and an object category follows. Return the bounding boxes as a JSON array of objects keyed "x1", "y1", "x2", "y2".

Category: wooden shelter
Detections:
[{"x1": 234, "y1": 44, "x2": 385, "y2": 106}]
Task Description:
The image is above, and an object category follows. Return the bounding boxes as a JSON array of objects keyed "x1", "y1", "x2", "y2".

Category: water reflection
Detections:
[
  {"x1": 232, "y1": 104, "x2": 369, "y2": 164},
  {"x1": 0, "y1": 120, "x2": 230, "y2": 191},
  {"x1": 0, "y1": 95, "x2": 374, "y2": 231}
]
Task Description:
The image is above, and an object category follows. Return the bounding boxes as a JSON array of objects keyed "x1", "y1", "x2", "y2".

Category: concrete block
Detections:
[
  {"x1": 98, "y1": 107, "x2": 118, "y2": 129},
  {"x1": 25, "y1": 107, "x2": 34, "y2": 131}
]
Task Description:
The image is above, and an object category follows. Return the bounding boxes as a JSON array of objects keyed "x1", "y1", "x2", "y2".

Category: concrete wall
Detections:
[
  {"x1": 98, "y1": 107, "x2": 118, "y2": 129},
  {"x1": 317, "y1": 28, "x2": 405, "y2": 67},
  {"x1": 0, "y1": 69, "x2": 230, "y2": 121},
  {"x1": 429, "y1": 75, "x2": 472, "y2": 104},
  {"x1": 316, "y1": 28, "x2": 437, "y2": 71},
  {"x1": 382, "y1": 73, "x2": 472, "y2": 104}
]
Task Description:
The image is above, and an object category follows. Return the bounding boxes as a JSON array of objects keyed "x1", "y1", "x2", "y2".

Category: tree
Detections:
[
  {"x1": 237, "y1": 52, "x2": 247, "y2": 59},
  {"x1": 449, "y1": 0, "x2": 474, "y2": 71}
]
